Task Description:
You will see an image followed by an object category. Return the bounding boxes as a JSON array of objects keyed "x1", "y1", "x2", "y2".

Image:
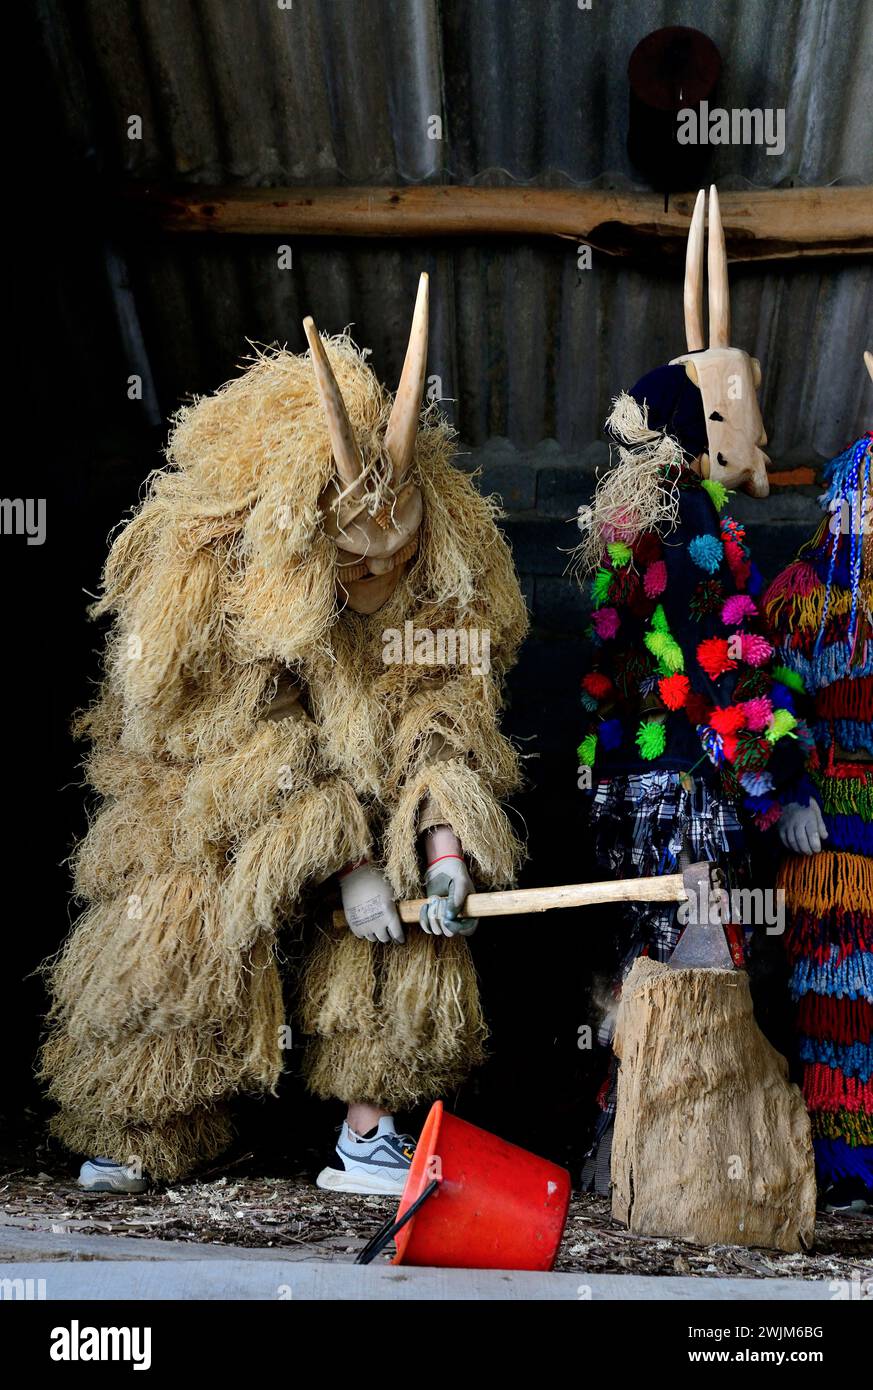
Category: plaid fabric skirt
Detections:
[
  {"x1": 589, "y1": 769, "x2": 748, "y2": 998},
  {"x1": 581, "y1": 770, "x2": 750, "y2": 1192}
]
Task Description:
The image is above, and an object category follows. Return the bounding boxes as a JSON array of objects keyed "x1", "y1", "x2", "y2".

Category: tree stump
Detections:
[{"x1": 611, "y1": 958, "x2": 816, "y2": 1252}]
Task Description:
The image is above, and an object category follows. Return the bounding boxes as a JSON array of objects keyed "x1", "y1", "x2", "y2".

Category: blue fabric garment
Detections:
[
  {"x1": 613, "y1": 363, "x2": 709, "y2": 460},
  {"x1": 813, "y1": 1136, "x2": 873, "y2": 1187},
  {"x1": 821, "y1": 811, "x2": 873, "y2": 856}
]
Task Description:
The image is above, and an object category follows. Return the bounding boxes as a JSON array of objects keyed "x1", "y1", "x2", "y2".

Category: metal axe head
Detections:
[{"x1": 668, "y1": 860, "x2": 737, "y2": 971}]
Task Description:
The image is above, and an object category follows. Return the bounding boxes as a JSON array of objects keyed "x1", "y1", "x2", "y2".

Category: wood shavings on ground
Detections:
[{"x1": 2, "y1": 1156, "x2": 870, "y2": 1278}]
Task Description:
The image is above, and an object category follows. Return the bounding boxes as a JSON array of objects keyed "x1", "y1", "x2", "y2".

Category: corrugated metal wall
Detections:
[
  {"x1": 36, "y1": 0, "x2": 873, "y2": 454},
  {"x1": 19, "y1": 0, "x2": 873, "y2": 1119}
]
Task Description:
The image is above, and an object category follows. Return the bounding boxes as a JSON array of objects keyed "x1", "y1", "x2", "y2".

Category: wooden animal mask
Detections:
[
  {"x1": 304, "y1": 273, "x2": 428, "y2": 614},
  {"x1": 670, "y1": 187, "x2": 770, "y2": 499}
]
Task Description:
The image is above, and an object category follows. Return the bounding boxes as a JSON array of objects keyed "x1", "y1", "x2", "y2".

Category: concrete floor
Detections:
[{"x1": 0, "y1": 1226, "x2": 848, "y2": 1300}]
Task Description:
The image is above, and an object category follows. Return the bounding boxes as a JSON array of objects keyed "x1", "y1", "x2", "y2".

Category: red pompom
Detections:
[
  {"x1": 659, "y1": 673, "x2": 690, "y2": 710},
  {"x1": 582, "y1": 672, "x2": 613, "y2": 699},
  {"x1": 754, "y1": 803, "x2": 782, "y2": 832},
  {"x1": 611, "y1": 566, "x2": 640, "y2": 604},
  {"x1": 720, "y1": 732, "x2": 740, "y2": 763},
  {"x1": 697, "y1": 637, "x2": 737, "y2": 681},
  {"x1": 633, "y1": 532, "x2": 662, "y2": 567},
  {"x1": 724, "y1": 538, "x2": 751, "y2": 589},
  {"x1": 709, "y1": 704, "x2": 747, "y2": 736}
]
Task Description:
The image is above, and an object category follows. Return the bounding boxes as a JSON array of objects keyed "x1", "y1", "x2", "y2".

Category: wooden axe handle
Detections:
[{"x1": 331, "y1": 871, "x2": 688, "y2": 928}]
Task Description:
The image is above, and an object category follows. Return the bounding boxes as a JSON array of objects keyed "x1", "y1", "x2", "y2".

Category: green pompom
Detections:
[
  {"x1": 644, "y1": 630, "x2": 669, "y2": 660},
  {"x1": 577, "y1": 733, "x2": 598, "y2": 766},
  {"x1": 607, "y1": 541, "x2": 632, "y2": 568},
  {"x1": 650, "y1": 603, "x2": 670, "y2": 634},
  {"x1": 772, "y1": 664, "x2": 806, "y2": 693},
  {"x1": 590, "y1": 567, "x2": 613, "y2": 607},
  {"x1": 636, "y1": 718, "x2": 666, "y2": 760},
  {"x1": 766, "y1": 708, "x2": 798, "y2": 743},
  {"x1": 701, "y1": 478, "x2": 730, "y2": 512},
  {"x1": 659, "y1": 638, "x2": 685, "y2": 674}
]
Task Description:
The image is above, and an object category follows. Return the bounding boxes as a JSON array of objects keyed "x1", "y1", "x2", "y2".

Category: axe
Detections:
[{"x1": 331, "y1": 861, "x2": 741, "y2": 967}]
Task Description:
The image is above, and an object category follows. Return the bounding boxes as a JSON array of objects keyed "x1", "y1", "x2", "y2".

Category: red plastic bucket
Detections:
[{"x1": 392, "y1": 1101, "x2": 571, "y2": 1271}]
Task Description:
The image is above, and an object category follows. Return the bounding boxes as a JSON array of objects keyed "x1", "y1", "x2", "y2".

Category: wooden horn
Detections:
[
  {"x1": 303, "y1": 315, "x2": 362, "y2": 489},
  {"x1": 684, "y1": 189, "x2": 706, "y2": 353},
  {"x1": 864, "y1": 349, "x2": 873, "y2": 384},
  {"x1": 707, "y1": 185, "x2": 730, "y2": 348},
  {"x1": 385, "y1": 272, "x2": 429, "y2": 483}
]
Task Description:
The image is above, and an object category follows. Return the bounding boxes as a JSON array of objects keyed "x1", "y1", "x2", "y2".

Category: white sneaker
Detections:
[
  {"x1": 78, "y1": 1158, "x2": 149, "y2": 1193},
  {"x1": 316, "y1": 1117, "x2": 415, "y2": 1195}
]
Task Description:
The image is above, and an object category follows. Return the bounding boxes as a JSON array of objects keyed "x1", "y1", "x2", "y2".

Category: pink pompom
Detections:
[
  {"x1": 643, "y1": 559, "x2": 667, "y2": 598},
  {"x1": 592, "y1": 606, "x2": 620, "y2": 640},
  {"x1": 602, "y1": 514, "x2": 636, "y2": 544},
  {"x1": 740, "y1": 632, "x2": 773, "y2": 667},
  {"x1": 721, "y1": 594, "x2": 758, "y2": 626},
  {"x1": 743, "y1": 696, "x2": 773, "y2": 732}
]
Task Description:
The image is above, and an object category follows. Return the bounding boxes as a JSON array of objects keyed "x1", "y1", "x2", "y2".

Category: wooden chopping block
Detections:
[{"x1": 611, "y1": 957, "x2": 816, "y2": 1253}]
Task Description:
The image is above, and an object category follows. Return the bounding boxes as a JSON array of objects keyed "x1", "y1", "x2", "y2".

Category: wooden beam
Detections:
[
  {"x1": 767, "y1": 466, "x2": 817, "y2": 488},
  {"x1": 121, "y1": 184, "x2": 873, "y2": 263}
]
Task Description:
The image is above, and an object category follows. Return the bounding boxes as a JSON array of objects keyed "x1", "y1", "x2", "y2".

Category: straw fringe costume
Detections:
[
  {"x1": 763, "y1": 433, "x2": 873, "y2": 1192},
  {"x1": 41, "y1": 322, "x2": 527, "y2": 1181}
]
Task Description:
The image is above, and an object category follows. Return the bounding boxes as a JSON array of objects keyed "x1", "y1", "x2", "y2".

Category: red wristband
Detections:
[{"x1": 426, "y1": 853, "x2": 465, "y2": 869}]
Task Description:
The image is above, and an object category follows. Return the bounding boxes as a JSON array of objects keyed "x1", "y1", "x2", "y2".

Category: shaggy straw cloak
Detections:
[{"x1": 41, "y1": 337, "x2": 527, "y2": 1180}]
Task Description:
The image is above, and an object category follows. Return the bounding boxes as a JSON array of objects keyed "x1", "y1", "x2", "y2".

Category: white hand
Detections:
[
  {"x1": 419, "y1": 856, "x2": 477, "y2": 937},
  {"x1": 778, "y1": 799, "x2": 828, "y2": 855},
  {"x1": 340, "y1": 863, "x2": 405, "y2": 943}
]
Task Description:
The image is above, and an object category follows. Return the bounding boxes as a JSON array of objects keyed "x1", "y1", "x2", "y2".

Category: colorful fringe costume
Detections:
[
  {"x1": 763, "y1": 433, "x2": 873, "y2": 1193},
  {"x1": 41, "y1": 334, "x2": 527, "y2": 1180},
  {"x1": 576, "y1": 371, "x2": 807, "y2": 1192}
]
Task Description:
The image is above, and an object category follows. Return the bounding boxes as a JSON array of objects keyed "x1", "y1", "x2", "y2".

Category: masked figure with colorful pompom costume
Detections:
[{"x1": 574, "y1": 189, "x2": 812, "y2": 1191}]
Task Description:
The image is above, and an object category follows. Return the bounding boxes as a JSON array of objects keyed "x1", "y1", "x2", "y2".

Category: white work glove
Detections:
[
  {"x1": 419, "y1": 855, "x2": 478, "y2": 937},
  {"x1": 339, "y1": 863, "x2": 405, "y2": 944},
  {"x1": 778, "y1": 799, "x2": 828, "y2": 855}
]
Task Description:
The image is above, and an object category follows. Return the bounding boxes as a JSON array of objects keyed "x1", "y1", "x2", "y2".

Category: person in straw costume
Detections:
[
  {"x1": 41, "y1": 274, "x2": 528, "y2": 1193},
  {"x1": 573, "y1": 189, "x2": 809, "y2": 1192}
]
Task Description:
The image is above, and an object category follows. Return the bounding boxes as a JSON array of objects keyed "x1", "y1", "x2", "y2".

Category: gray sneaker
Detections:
[
  {"x1": 78, "y1": 1158, "x2": 149, "y2": 1193},
  {"x1": 316, "y1": 1118, "x2": 415, "y2": 1196}
]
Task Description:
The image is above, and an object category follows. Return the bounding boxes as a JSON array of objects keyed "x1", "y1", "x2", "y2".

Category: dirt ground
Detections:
[{"x1": 2, "y1": 1120, "x2": 871, "y2": 1279}]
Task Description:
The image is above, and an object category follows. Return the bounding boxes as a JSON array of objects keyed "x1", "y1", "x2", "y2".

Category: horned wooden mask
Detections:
[
  {"x1": 303, "y1": 273, "x2": 428, "y2": 614},
  {"x1": 670, "y1": 187, "x2": 770, "y2": 499}
]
